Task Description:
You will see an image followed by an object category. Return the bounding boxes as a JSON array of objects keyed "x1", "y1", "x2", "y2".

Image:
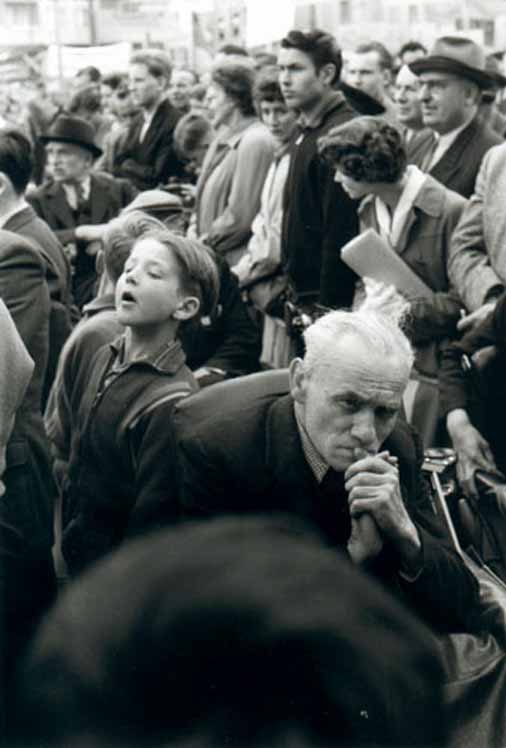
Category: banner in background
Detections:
[{"x1": 46, "y1": 41, "x2": 131, "y2": 80}]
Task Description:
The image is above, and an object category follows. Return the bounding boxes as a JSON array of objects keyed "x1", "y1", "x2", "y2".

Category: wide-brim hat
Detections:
[
  {"x1": 40, "y1": 115, "x2": 102, "y2": 158},
  {"x1": 339, "y1": 81, "x2": 386, "y2": 116},
  {"x1": 410, "y1": 36, "x2": 498, "y2": 89}
]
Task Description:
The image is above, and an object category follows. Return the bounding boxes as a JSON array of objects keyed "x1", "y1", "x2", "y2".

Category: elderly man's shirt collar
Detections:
[{"x1": 294, "y1": 404, "x2": 329, "y2": 483}]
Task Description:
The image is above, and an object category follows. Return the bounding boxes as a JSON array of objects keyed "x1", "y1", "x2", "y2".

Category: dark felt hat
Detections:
[
  {"x1": 40, "y1": 115, "x2": 102, "y2": 158},
  {"x1": 339, "y1": 81, "x2": 386, "y2": 116},
  {"x1": 123, "y1": 189, "x2": 183, "y2": 215},
  {"x1": 410, "y1": 36, "x2": 498, "y2": 89}
]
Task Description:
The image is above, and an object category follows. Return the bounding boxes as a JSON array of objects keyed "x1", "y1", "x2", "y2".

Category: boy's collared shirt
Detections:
[{"x1": 108, "y1": 335, "x2": 186, "y2": 377}]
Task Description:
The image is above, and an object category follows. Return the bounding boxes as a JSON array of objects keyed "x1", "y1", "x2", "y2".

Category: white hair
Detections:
[{"x1": 303, "y1": 282, "x2": 414, "y2": 380}]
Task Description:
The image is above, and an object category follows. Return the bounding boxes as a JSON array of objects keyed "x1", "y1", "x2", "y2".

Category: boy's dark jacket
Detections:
[{"x1": 61, "y1": 337, "x2": 196, "y2": 575}]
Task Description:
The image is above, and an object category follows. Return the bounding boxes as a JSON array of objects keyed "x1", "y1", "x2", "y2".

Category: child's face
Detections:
[{"x1": 115, "y1": 238, "x2": 186, "y2": 328}]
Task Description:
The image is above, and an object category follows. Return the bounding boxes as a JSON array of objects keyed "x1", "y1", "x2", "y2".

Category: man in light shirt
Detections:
[
  {"x1": 345, "y1": 41, "x2": 397, "y2": 121},
  {"x1": 407, "y1": 36, "x2": 501, "y2": 198}
]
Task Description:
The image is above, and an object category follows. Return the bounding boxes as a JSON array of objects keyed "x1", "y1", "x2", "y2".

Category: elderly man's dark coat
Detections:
[{"x1": 176, "y1": 374, "x2": 478, "y2": 633}]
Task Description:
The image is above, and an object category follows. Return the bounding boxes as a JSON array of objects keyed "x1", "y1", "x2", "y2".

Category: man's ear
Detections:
[
  {"x1": 0, "y1": 171, "x2": 13, "y2": 198},
  {"x1": 95, "y1": 248, "x2": 104, "y2": 276},
  {"x1": 173, "y1": 295, "x2": 200, "y2": 322},
  {"x1": 382, "y1": 68, "x2": 392, "y2": 89},
  {"x1": 319, "y1": 63, "x2": 337, "y2": 88},
  {"x1": 289, "y1": 357, "x2": 308, "y2": 404}
]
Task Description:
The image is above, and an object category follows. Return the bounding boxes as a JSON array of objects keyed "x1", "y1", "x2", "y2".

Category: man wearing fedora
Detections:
[
  {"x1": 28, "y1": 115, "x2": 137, "y2": 310},
  {"x1": 408, "y1": 36, "x2": 502, "y2": 199}
]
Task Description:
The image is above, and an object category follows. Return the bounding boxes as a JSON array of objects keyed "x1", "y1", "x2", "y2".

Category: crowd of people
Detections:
[{"x1": 1, "y1": 25, "x2": 506, "y2": 747}]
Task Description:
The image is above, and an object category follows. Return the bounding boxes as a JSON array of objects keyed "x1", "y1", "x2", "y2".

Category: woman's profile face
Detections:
[
  {"x1": 333, "y1": 167, "x2": 375, "y2": 200},
  {"x1": 205, "y1": 82, "x2": 235, "y2": 128}
]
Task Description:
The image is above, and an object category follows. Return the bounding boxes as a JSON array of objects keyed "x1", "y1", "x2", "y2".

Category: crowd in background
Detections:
[{"x1": 2, "y1": 25, "x2": 506, "y2": 747}]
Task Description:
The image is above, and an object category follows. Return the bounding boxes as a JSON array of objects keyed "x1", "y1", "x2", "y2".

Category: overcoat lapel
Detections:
[
  {"x1": 90, "y1": 175, "x2": 110, "y2": 224},
  {"x1": 430, "y1": 119, "x2": 477, "y2": 188},
  {"x1": 265, "y1": 394, "x2": 320, "y2": 519},
  {"x1": 45, "y1": 183, "x2": 75, "y2": 229}
]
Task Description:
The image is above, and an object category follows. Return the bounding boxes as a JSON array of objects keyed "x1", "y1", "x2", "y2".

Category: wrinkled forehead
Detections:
[{"x1": 309, "y1": 336, "x2": 409, "y2": 403}]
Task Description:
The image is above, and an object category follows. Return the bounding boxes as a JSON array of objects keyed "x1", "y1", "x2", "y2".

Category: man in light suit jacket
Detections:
[
  {"x1": 408, "y1": 36, "x2": 502, "y2": 199},
  {"x1": 447, "y1": 142, "x2": 506, "y2": 330},
  {"x1": 28, "y1": 115, "x2": 137, "y2": 309}
]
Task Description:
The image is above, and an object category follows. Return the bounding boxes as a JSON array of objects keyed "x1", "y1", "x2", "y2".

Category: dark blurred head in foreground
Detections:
[{"x1": 14, "y1": 516, "x2": 446, "y2": 747}]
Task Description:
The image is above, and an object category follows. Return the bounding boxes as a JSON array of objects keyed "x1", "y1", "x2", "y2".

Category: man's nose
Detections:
[
  {"x1": 279, "y1": 70, "x2": 290, "y2": 86},
  {"x1": 351, "y1": 407, "x2": 377, "y2": 446},
  {"x1": 419, "y1": 83, "x2": 430, "y2": 101},
  {"x1": 125, "y1": 267, "x2": 138, "y2": 283}
]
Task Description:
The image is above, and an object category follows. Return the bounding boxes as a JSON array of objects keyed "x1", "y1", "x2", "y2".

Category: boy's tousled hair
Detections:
[{"x1": 102, "y1": 211, "x2": 165, "y2": 283}]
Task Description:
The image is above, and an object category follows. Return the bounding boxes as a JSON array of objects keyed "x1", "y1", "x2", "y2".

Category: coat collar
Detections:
[
  {"x1": 358, "y1": 169, "x2": 447, "y2": 254},
  {"x1": 109, "y1": 335, "x2": 187, "y2": 376},
  {"x1": 430, "y1": 114, "x2": 480, "y2": 181},
  {"x1": 2, "y1": 203, "x2": 36, "y2": 232},
  {"x1": 359, "y1": 172, "x2": 445, "y2": 221},
  {"x1": 41, "y1": 174, "x2": 110, "y2": 226},
  {"x1": 264, "y1": 394, "x2": 322, "y2": 516},
  {"x1": 297, "y1": 90, "x2": 346, "y2": 130}
]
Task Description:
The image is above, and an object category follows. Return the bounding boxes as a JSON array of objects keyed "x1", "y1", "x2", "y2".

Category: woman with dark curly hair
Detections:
[
  {"x1": 319, "y1": 116, "x2": 467, "y2": 445},
  {"x1": 190, "y1": 60, "x2": 275, "y2": 266}
]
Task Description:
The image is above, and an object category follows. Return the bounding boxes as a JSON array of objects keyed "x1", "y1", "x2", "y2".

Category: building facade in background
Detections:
[{"x1": 0, "y1": 0, "x2": 506, "y2": 63}]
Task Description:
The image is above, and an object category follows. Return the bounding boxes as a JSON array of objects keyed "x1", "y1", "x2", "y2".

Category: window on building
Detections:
[
  {"x1": 469, "y1": 18, "x2": 495, "y2": 48},
  {"x1": 340, "y1": 0, "x2": 351, "y2": 23},
  {"x1": 387, "y1": 5, "x2": 401, "y2": 24},
  {"x1": 408, "y1": 4, "x2": 419, "y2": 24},
  {"x1": 5, "y1": 1, "x2": 39, "y2": 26}
]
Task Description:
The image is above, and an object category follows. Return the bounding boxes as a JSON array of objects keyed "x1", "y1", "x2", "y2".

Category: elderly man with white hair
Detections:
[{"x1": 176, "y1": 289, "x2": 478, "y2": 633}]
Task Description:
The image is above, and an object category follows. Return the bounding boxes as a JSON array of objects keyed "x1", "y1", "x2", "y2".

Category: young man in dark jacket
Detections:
[{"x1": 278, "y1": 30, "x2": 359, "y2": 309}]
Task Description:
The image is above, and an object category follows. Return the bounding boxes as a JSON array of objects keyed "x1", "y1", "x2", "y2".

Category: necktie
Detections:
[{"x1": 74, "y1": 181, "x2": 86, "y2": 211}]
